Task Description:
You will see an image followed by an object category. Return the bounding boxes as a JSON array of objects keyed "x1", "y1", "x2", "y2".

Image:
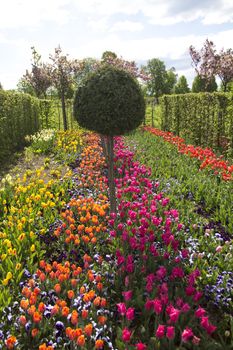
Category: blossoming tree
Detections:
[{"x1": 189, "y1": 39, "x2": 233, "y2": 92}]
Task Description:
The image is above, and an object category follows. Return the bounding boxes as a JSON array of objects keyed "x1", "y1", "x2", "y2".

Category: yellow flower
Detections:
[
  {"x1": 2, "y1": 278, "x2": 9, "y2": 286},
  {"x1": 30, "y1": 244, "x2": 35, "y2": 252},
  {"x1": 17, "y1": 223, "x2": 23, "y2": 231},
  {"x1": 18, "y1": 233, "x2": 25, "y2": 241},
  {"x1": 4, "y1": 239, "x2": 12, "y2": 248},
  {"x1": 6, "y1": 272, "x2": 12, "y2": 280},
  {"x1": 8, "y1": 248, "x2": 17, "y2": 255},
  {"x1": 30, "y1": 231, "x2": 35, "y2": 238},
  {"x1": 16, "y1": 263, "x2": 21, "y2": 270},
  {"x1": 8, "y1": 209, "x2": 14, "y2": 217},
  {"x1": 21, "y1": 217, "x2": 27, "y2": 224},
  {"x1": 1, "y1": 254, "x2": 7, "y2": 260},
  {"x1": 0, "y1": 232, "x2": 6, "y2": 239}
]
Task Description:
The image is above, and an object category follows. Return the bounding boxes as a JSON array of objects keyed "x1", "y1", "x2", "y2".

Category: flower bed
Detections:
[
  {"x1": 108, "y1": 138, "x2": 227, "y2": 349},
  {"x1": 0, "y1": 131, "x2": 232, "y2": 349},
  {"x1": 144, "y1": 126, "x2": 233, "y2": 181}
]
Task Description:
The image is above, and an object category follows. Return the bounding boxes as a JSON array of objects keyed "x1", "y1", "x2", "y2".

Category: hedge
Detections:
[
  {"x1": 160, "y1": 92, "x2": 233, "y2": 155},
  {"x1": 0, "y1": 91, "x2": 54, "y2": 162}
]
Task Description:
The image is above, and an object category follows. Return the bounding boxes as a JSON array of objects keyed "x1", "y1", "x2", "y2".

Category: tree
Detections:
[
  {"x1": 101, "y1": 51, "x2": 117, "y2": 61},
  {"x1": 165, "y1": 68, "x2": 178, "y2": 94},
  {"x1": 143, "y1": 58, "x2": 167, "y2": 99},
  {"x1": 142, "y1": 59, "x2": 177, "y2": 99},
  {"x1": 220, "y1": 81, "x2": 233, "y2": 92},
  {"x1": 192, "y1": 75, "x2": 217, "y2": 93},
  {"x1": 73, "y1": 66, "x2": 145, "y2": 212},
  {"x1": 100, "y1": 51, "x2": 148, "y2": 81},
  {"x1": 22, "y1": 47, "x2": 52, "y2": 98},
  {"x1": 189, "y1": 39, "x2": 233, "y2": 92},
  {"x1": 48, "y1": 46, "x2": 80, "y2": 130},
  {"x1": 0, "y1": 82, "x2": 3, "y2": 90},
  {"x1": 75, "y1": 57, "x2": 99, "y2": 87},
  {"x1": 75, "y1": 52, "x2": 148, "y2": 89},
  {"x1": 17, "y1": 77, "x2": 36, "y2": 96},
  {"x1": 174, "y1": 75, "x2": 190, "y2": 94}
]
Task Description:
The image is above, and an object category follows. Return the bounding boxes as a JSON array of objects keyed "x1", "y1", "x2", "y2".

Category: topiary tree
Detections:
[{"x1": 73, "y1": 65, "x2": 145, "y2": 212}]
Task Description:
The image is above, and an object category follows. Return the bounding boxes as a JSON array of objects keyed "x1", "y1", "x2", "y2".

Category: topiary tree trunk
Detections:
[
  {"x1": 107, "y1": 135, "x2": 116, "y2": 213},
  {"x1": 61, "y1": 87, "x2": 68, "y2": 131},
  {"x1": 100, "y1": 134, "x2": 108, "y2": 159}
]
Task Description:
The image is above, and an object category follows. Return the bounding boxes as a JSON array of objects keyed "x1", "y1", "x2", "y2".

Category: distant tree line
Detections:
[{"x1": 12, "y1": 39, "x2": 232, "y2": 129}]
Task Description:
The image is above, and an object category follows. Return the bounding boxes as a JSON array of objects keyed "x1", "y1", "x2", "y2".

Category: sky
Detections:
[{"x1": 0, "y1": 0, "x2": 233, "y2": 90}]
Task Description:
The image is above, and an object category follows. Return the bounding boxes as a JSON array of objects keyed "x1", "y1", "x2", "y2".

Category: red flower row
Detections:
[{"x1": 144, "y1": 126, "x2": 233, "y2": 181}]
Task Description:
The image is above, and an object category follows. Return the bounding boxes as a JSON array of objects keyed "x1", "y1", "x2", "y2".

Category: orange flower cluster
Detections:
[
  {"x1": 5, "y1": 336, "x2": 17, "y2": 349},
  {"x1": 18, "y1": 259, "x2": 107, "y2": 348},
  {"x1": 55, "y1": 195, "x2": 108, "y2": 248},
  {"x1": 144, "y1": 126, "x2": 233, "y2": 181},
  {"x1": 78, "y1": 134, "x2": 107, "y2": 191},
  {"x1": 39, "y1": 344, "x2": 54, "y2": 350},
  {"x1": 13, "y1": 134, "x2": 109, "y2": 349}
]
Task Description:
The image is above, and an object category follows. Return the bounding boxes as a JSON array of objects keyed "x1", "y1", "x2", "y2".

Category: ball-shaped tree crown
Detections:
[{"x1": 73, "y1": 65, "x2": 145, "y2": 136}]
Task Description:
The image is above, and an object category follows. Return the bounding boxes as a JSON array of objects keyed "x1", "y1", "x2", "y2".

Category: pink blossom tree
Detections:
[{"x1": 189, "y1": 39, "x2": 233, "y2": 92}]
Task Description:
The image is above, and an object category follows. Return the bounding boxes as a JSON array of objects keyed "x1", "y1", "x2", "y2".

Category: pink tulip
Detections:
[
  {"x1": 166, "y1": 326, "x2": 175, "y2": 339},
  {"x1": 156, "y1": 325, "x2": 165, "y2": 339},
  {"x1": 122, "y1": 290, "x2": 132, "y2": 301},
  {"x1": 122, "y1": 328, "x2": 132, "y2": 342},
  {"x1": 182, "y1": 327, "x2": 193, "y2": 342},
  {"x1": 126, "y1": 307, "x2": 135, "y2": 321},
  {"x1": 117, "y1": 303, "x2": 126, "y2": 316}
]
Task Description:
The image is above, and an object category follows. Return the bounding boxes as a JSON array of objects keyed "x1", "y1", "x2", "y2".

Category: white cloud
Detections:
[
  {"x1": 73, "y1": 29, "x2": 233, "y2": 63},
  {"x1": 0, "y1": 0, "x2": 71, "y2": 28},
  {"x1": 0, "y1": 0, "x2": 232, "y2": 30},
  {"x1": 73, "y1": 0, "x2": 233, "y2": 25},
  {"x1": 110, "y1": 20, "x2": 143, "y2": 32},
  {"x1": 87, "y1": 17, "x2": 109, "y2": 31},
  {"x1": 0, "y1": 33, "x2": 7, "y2": 43}
]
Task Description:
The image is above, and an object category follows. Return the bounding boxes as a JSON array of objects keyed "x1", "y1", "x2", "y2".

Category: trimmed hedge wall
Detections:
[
  {"x1": 0, "y1": 91, "x2": 54, "y2": 162},
  {"x1": 160, "y1": 92, "x2": 233, "y2": 155}
]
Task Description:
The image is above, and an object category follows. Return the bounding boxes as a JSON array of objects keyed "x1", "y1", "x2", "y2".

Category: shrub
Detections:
[
  {"x1": 0, "y1": 91, "x2": 58, "y2": 163},
  {"x1": 73, "y1": 65, "x2": 145, "y2": 136},
  {"x1": 160, "y1": 92, "x2": 233, "y2": 155}
]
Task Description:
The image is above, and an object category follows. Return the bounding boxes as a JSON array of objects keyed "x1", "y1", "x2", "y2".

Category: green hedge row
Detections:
[
  {"x1": 160, "y1": 92, "x2": 233, "y2": 155},
  {"x1": 0, "y1": 91, "x2": 54, "y2": 162},
  {"x1": 40, "y1": 99, "x2": 77, "y2": 130}
]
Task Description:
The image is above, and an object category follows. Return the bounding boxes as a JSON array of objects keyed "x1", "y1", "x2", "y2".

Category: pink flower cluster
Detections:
[{"x1": 109, "y1": 137, "x2": 217, "y2": 347}]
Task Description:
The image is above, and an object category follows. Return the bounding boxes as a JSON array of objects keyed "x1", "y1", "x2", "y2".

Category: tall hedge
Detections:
[
  {"x1": 0, "y1": 91, "x2": 50, "y2": 162},
  {"x1": 160, "y1": 92, "x2": 233, "y2": 154}
]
